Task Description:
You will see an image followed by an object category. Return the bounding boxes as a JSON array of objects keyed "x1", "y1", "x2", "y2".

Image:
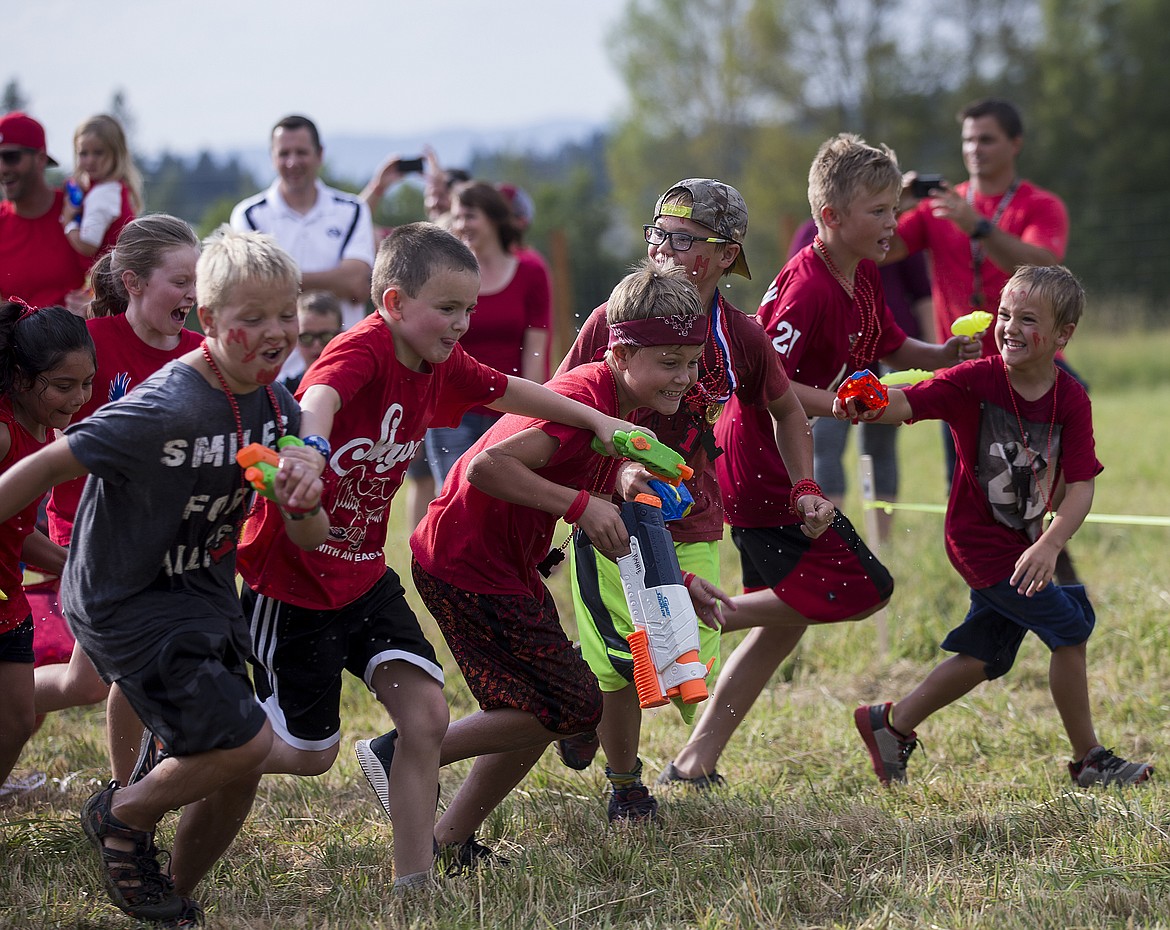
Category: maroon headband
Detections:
[{"x1": 608, "y1": 312, "x2": 708, "y2": 349}]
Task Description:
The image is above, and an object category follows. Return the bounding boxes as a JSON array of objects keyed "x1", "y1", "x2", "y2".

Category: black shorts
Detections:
[
  {"x1": 243, "y1": 569, "x2": 442, "y2": 750},
  {"x1": 115, "y1": 626, "x2": 267, "y2": 757},
  {"x1": 732, "y1": 512, "x2": 894, "y2": 622},
  {"x1": 0, "y1": 616, "x2": 34, "y2": 664}
]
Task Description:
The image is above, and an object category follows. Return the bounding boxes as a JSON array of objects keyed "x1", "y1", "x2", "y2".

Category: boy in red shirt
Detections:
[
  {"x1": 406, "y1": 260, "x2": 733, "y2": 869},
  {"x1": 238, "y1": 223, "x2": 633, "y2": 891},
  {"x1": 666, "y1": 135, "x2": 979, "y2": 787},
  {"x1": 842, "y1": 265, "x2": 1152, "y2": 787}
]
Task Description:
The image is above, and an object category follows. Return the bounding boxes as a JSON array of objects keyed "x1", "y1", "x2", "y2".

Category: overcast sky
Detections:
[{"x1": 10, "y1": 0, "x2": 629, "y2": 166}]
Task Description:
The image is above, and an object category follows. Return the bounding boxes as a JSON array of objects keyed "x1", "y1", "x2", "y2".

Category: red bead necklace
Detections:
[
  {"x1": 1002, "y1": 356, "x2": 1060, "y2": 514},
  {"x1": 813, "y1": 235, "x2": 881, "y2": 370}
]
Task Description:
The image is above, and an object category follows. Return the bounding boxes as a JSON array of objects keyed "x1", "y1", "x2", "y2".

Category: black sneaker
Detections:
[
  {"x1": 607, "y1": 784, "x2": 660, "y2": 823},
  {"x1": 555, "y1": 730, "x2": 600, "y2": 771},
  {"x1": 159, "y1": 898, "x2": 205, "y2": 928},
  {"x1": 440, "y1": 835, "x2": 508, "y2": 877},
  {"x1": 80, "y1": 781, "x2": 185, "y2": 922},
  {"x1": 355, "y1": 730, "x2": 397, "y2": 820},
  {"x1": 854, "y1": 703, "x2": 917, "y2": 785},
  {"x1": 128, "y1": 728, "x2": 166, "y2": 786},
  {"x1": 655, "y1": 761, "x2": 726, "y2": 791},
  {"x1": 1069, "y1": 746, "x2": 1153, "y2": 787}
]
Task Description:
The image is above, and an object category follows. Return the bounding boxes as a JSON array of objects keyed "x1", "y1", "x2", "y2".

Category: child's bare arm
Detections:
[
  {"x1": 883, "y1": 334, "x2": 980, "y2": 371},
  {"x1": 1011, "y1": 478, "x2": 1093, "y2": 596},
  {"x1": 0, "y1": 440, "x2": 88, "y2": 524},
  {"x1": 21, "y1": 531, "x2": 68, "y2": 577},
  {"x1": 768, "y1": 388, "x2": 833, "y2": 538},
  {"x1": 832, "y1": 387, "x2": 914, "y2": 425},
  {"x1": 298, "y1": 384, "x2": 342, "y2": 442},
  {"x1": 487, "y1": 375, "x2": 641, "y2": 455},
  {"x1": 467, "y1": 426, "x2": 630, "y2": 558}
]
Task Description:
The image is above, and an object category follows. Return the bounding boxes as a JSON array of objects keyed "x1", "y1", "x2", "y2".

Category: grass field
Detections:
[{"x1": 3, "y1": 325, "x2": 1169, "y2": 929}]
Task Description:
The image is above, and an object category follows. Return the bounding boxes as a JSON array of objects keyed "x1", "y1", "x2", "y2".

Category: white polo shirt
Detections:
[{"x1": 230, "y1": 178, "x2": 375, "y2": 331}]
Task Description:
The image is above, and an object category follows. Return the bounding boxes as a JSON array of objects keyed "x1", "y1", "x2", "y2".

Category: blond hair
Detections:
[
  {"x1": 808, "y1": 133, "x2": 900, "y2": 228},
  {"x1": 1003, "y1": 264, "x2": 1085, "y2": 330},
  {"x1": 74, "y1": 114, "x2": 144, "y2": 212},
  {"x1": 607, "y1": 259, "x2": 702, "y2": 325},
  {"x1": 197, "y1": 226, "x2": 300, "y2": 312}
]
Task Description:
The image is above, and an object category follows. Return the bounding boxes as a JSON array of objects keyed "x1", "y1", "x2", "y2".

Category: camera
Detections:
[
  {"x1": 909, "y1": 174, "x2": 945, "y2": 198},
  {"x1": 395, "y1": 156, "x2": 425, "y2": 173}
]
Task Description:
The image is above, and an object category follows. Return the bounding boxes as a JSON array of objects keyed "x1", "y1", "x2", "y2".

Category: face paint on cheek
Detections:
[
  {"x1": 256, "y1": 368, "x2": 279, "y2": 385},
  {"x1": 1032, "y1": 332, "x2": 1043, "y2": 349},
  {"x1": 691, "y1": 254, "x2": 710, "y2": 278},
  {"x1": 225, "y1": 328, "x2": 260, "y2": 362}
]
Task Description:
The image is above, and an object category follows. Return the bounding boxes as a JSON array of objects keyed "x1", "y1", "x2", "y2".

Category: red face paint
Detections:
[
  {"x1": 256, "y1": 368, "x2": 279, "y2": 385},
  {"x1": 1032, "y1": 333, "x2": 1042, "y2": 348},
  {"x1": 692, "y1": 254, "x2": 710, "y2": 278}
]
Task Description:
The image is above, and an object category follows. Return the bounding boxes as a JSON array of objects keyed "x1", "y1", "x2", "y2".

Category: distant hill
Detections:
[{"x1": 223, "y1": 118, "x2": 607, "y2": 188}]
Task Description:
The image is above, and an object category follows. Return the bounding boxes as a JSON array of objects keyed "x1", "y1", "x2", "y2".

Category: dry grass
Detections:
[{"x1": 3, "y1": 329, "x2": 1169, "y2": 929}]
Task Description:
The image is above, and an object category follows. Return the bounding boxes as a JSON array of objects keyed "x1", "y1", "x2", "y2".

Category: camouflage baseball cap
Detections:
[{"x1": 654, "y1": 178, "x2": 750, "y2": 279}]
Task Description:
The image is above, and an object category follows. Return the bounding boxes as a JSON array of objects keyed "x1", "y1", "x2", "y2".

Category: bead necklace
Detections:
[
  {"x1": 1002, "y1": 355, "x2": 1060, "y2": 515},
  {"x1": 683, "y1": 293, "x2": 735, "y2": 425},
  {"x1": 200, "y1": 342, "x2": 284, "y2": 527},
  {"x1": 813, "y1": 236, "x2": 881, "y2": 370}
]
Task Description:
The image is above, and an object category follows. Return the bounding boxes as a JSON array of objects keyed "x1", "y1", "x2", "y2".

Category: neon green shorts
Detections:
[{"x1": 569, "y1": 533, "x2": 721, "y2": 725}]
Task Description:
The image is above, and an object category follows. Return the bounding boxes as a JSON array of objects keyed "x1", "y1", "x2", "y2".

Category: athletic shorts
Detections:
[
  {"x1": 243, "y1": 568, "x2": 442, "y2": 751},
  {"x1": 411, "y1": 559, "x2": 601, "y2": 736},
  {"x1": 942, "y1": 580, "x2": 1095, "y2": 679},
  {"x1": 570, "y1": 533, "x2": 721, "y2": 725},
  {"x1": 0, "y1": 616, "x2": 34, "y2": 664},
  {"x1": 731, "y1": 511, "x2": 894, "y2": 622},
  {"x1": 115, "y1": 626, "x2": 267, "y2": 757}
]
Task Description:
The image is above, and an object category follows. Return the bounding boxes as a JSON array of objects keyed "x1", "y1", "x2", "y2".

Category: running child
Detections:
[
  {"x1": 36, "y1": 215, "x2": 204, "y2": 782},
  {"x1": 0, "y1": 301, "x2": 94, "y2": 793},
  {"x1": 663, "y1": 135, "x2": 980, "y2": 788},
  {"x1": 238, "y1": 222, "x2": 635, "y2": 891},
  {"x1": 0, "y1": 227, "x2": 327, "y2": 926},
  {"x1": 843, "y1": 264, "x2": 1152, "y2": 787},
  {"x1": 555, "y1": 179, "x2": 831, "y2": 817},
  {"x1": 60, "y1": 114, "x2": 141, "y2": 259},
  {"x1": 401, "y1": 260, "x2": 734, "y2": 868}
]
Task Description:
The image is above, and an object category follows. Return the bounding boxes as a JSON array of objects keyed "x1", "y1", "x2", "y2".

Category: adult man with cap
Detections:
[
  {"x1": 0, "y1": 112, "x2": 88, "y2": 308},
  {"x1": 551, "y1": 179, "x2": 831, "y2": 818}
]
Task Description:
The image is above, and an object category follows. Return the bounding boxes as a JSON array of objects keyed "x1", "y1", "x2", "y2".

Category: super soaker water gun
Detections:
[
  {"x1": 617, "y1": 496, "x2": 710, "y2": 709},
  {"x1": 236, "y1": 436, "x2": 306, "y2": 502},
  {"x1": 837, "y1": 370, "x2": 889, "y2": 413},
  {"x1": 951, "y1": 310, "x2": 993, "y2": 338},
  {"x1": 591, "y1": 430, "x2": 695, "y2": 521},
  {"x1": 878, "y1": 368, "x2": 934, "y2": 387}
]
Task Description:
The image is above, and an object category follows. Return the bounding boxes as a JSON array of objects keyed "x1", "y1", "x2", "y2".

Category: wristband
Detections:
[
  {"x1": 682, "y1": 571, "x2": 697, "y2": 589},
  {"x1": 971, "y1": 218, "x2": 993, "y2": 240},
  {"x1": 281, "y1": 504, "x2": 322, "y2": 521},
  {"x1": 789, "y1": 479, "x2": 824, "y2": 515},
  {"x1": 563, "y1": 488, "x2": 590, "y2": 524},
  {"x1": 301, "y1": 434, "x2": 331, "y2": 461}
]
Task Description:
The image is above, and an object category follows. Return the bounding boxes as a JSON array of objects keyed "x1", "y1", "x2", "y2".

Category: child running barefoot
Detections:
[
  {"x1": 59, "y1": 114, "x2": 141, "y2": 260},
  {"x1": 841, "y1": 265, "x2": 1152, "y2": 787},
  {"x1": 36, "y1": 215, "x2": 204, "y2": 782},
  {"x1": 0, "y1": 302, "x2": 95, "y2": 793},
  {"x1": 0, "y1": 228, "x2": 327, "y2": 926},
  {"x1": 404, "y1": 261, "x2": 734, "y2": 868}
]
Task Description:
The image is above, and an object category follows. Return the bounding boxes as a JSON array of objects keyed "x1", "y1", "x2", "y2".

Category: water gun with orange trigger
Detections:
[
  {"x1": 236, "y1": 436, "x2": 307, "y2": 503},
  {"x1": 837, "y1": 369, "x2": 889, "y2": 413},
  {"x1": 591, "y1": 429, "x2": 695, "y2": 521}
]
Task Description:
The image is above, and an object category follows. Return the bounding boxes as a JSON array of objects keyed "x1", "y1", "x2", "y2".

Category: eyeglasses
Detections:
[
  {"x1": 298, "y1": 330, "x2": 339, "y2": 346},
  {"x1": 643, "y1": 225, "x2": 731, "y2": 252},
  {"x1": 0, "y1": 149, "x2": 34, "y2": 167}
]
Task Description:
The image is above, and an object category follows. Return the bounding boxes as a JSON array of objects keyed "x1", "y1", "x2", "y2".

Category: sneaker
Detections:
[
  {"x1": 654, "y1": 761, "x2": 726, "y2": 791},
  {"x1": 1069, "y1": 746, "x2": 1153, "y2": 787},
  {"x1": 80, "y1": 781, "x2": 185, "y2": 922},
  {"x1": 355, "y1": 730, "x2": 397, "y2": 820},
  {"x1": 128, "y1": 728, "x2": 166, "y2": 786},
  {"x1": 854, "y1": 703, "x2": 917, "y2": 785},
  {"x1": 0, "y1": 771, "x2": 47, "y2": 798},
  {"x1": 159, "y1": 898, "x2": 205, "y2": 928},
  {"x1": 555, "y1": 729, "x2": 600, "y2": 771},
  {"x1": 440, "y1": 834, "x2": 508, "y2": 877},
  {"x1": 607, "y1": 784, "x2": 660, "y2": 823}
]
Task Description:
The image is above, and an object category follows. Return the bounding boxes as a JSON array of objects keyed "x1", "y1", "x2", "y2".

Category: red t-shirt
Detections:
[
  {"x1": 716, "y1": 248, "x2": 907, "y2": 528},
  {"x1": 238, "y1": 313, "x2": 508, "y2": 610},
  {"x1": 462, "y1": 254, "x2": 551, "y2": 411},
  {"x1": 557, "y1": 295, "x2": 787, "y2": 543},
  {"x1": 898, "y1": 179, "x2": 1068, "y2": 352},
  {"x1": 0, "y1": 190, "x2": 88, "y2": 308},
  {"x1": 0, "y1": 398, "x2": 54, "y2": 632},
  {"x1": 904, "y1": 357, "x2": 1100, "y2": 589},
  {"x1": 47, "y1": 314, "x2": 205, "y2": 545},
  {"x1": 411, "y1": 361, "x2": 622, "y2": 599}
]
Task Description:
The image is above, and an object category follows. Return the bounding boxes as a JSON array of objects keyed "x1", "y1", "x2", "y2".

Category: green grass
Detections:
[{"x1": 4, "y1": 329, "x2": 1170, "y2": 929}]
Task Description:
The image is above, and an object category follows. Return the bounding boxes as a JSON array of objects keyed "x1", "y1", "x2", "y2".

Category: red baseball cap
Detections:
[{"x1": 0, "y1": 112, "x2": 58, "y2": 167}]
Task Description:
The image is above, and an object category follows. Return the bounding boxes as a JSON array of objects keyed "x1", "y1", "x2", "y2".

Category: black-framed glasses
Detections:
[
  {"x1": 0, "y1": 149, "x2": 34, "y2": 167},
  {"x1": 643, "y1": 225, "x2": 731, "y2": 252},
  {"x1": 298, "y1": 330, "x2": 339, "y2": 346}
]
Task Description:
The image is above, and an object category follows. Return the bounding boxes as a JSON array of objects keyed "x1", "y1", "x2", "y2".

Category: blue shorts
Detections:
[{"x1": 942, "y1": 581, "x2": 1095, "y2": 679}]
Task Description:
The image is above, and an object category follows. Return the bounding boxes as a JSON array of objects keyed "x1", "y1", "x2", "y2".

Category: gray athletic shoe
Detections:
[
  {"x1": 1069, "y1": 746, "x2": 1153, "y2": 787},
  {"x1": 355, "y1": 730, "x2": 397, "y2": 819},
  {"x1": 854, "y1": 703, "x2": 917, "y2": 785}
]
